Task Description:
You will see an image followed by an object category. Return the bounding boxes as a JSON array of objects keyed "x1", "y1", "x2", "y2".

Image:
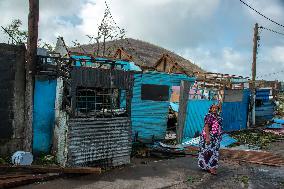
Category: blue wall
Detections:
[
  {"x1": 221, "y1": 89, "x2": 250, "y2": 131},
  {"x1": 255, "y1": 89, "x2": 274, "y2": 123},
  {"x1": 131, "y1": 72, "x2": 195, "y2": 143},
  {"x1": 183, "y1": 100, "x2": 217, "y2": 139},
  {"x1": 183, "y1": 89, "x2": 250, "y2": 140},
  {"x1": 33, "y1": 79, "x2": 57, "y2": 154}
]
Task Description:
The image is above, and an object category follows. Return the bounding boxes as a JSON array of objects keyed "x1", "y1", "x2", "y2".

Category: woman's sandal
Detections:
[{"x1": 208, "y1": 169, "x2": 217, "y2": 175}]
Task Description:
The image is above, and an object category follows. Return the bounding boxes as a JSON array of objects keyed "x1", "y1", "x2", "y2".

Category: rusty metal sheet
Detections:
[{"x1": 67, "y1": 117, "x2": 131, "y2": 167}]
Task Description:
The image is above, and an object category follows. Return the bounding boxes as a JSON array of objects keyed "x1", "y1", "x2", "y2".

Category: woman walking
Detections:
[{"x1": 198, "y1": 104, "x2": 222, "y2": 175}]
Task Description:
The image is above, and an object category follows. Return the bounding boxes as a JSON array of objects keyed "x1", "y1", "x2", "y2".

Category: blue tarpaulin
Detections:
[
  {"x1": 273, "y1": 118, "x2": 284, "y2": 125},
  {"x1": 266, "y1": 123, "x2": 283, "y2": 129},
  {"x1": 182, "y1": 133, "x2": 238, "y2": 148}
]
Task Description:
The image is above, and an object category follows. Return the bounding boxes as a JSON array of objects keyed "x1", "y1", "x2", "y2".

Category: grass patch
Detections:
[
  {"x1": 33, "y1": 154, "x2": 57, "y2": 165},
  {"x1": 186, "y1": 176, "x2": 200, "y2": 184},
  {"x1": 234, "y1": 175, "x2": 250, "y2": 188}
]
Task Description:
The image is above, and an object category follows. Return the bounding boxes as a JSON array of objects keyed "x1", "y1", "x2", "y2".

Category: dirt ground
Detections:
[{"x1": 16, "y1": 142, "x2": 284, "y2": 189}]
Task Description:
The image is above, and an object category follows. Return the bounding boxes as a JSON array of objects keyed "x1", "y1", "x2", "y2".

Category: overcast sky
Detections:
[{"x1": 1, "y1": 0, "x2": 284, "y2": 81}]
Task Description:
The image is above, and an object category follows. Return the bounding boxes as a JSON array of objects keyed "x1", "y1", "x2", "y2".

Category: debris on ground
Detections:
[
  {"x1": 11, "y1": 151, "x2": 33, "y2": 166},
  {"x1": 230, "y1": 129, "x2": 283, "y2": 149},
  {"x1": 0, "y1": 173, "x2": 60, "y2": 189},
  {"x1": 182, "y1": 133, "x2": 238, "y2": 148},
  {"x1": 148, "y1": 142, "x2": 186, "y2": 158}
]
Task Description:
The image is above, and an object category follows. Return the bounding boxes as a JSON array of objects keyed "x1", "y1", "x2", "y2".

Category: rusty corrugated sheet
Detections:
[
  {"x1": 185, "y1": 146, "x2": 284, "y2": 167},
  {"x1": 67, "y1": 117, "x2": 131, "y2": 167}
]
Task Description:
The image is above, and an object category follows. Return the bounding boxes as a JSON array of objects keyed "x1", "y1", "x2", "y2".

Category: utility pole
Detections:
[
  {"x1": 24, "y1": 0, "x2": 39, "y2": 151},
  {"x1": 251, "y1": 23, "x2": 258, "y2": 127}
]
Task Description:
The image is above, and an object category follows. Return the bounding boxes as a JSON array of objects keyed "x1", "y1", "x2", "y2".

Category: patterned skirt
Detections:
[{"x1": 198, "y1": 134, "x2": 221, "y2": 170}]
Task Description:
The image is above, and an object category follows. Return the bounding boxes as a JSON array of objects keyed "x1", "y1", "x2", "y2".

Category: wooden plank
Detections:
[
  {"x1": 0, "y1": 165, "x2": 101, "y2": 174},
  {"x1": 0, "y1": 173, "x2": 59, "y2": 189},
  {"x1": 176, "y1": 80, "x2": 190, "y2": 144}
]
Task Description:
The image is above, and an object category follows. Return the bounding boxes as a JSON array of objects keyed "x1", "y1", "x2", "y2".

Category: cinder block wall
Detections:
[{"x1": 0, "y1": 44, "x2": 26, "y2": 155}]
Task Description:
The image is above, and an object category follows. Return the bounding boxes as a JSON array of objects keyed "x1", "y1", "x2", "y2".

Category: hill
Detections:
[{"x1": 69, "y1": 38, "x2": 204, "y2": 74}]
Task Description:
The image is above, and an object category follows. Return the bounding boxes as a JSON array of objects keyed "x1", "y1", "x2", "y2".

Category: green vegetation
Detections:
[
  {"x1": 230, "y1": 129, "x2": 281, "y2": 149},
  {"x1": 187, "y1": 175, "x2": 200, "y2": 183}
]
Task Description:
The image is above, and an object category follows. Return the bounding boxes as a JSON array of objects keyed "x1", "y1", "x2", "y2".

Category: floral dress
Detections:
[{"x1": 198, "y1": 113, "x2": 222, "y2": 170}]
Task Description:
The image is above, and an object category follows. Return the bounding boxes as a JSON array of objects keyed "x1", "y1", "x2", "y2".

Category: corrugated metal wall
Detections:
[
  {"x1": 183, "y1": 89, "x2": 250, "y2": 139},
  {"x1": 222, "y1": 89, "x2": 250, "y2": 131},
  {"x1": 255, "y1": 89, "x2": 274, "y2": 124},
  {"x1": 183, "y1": 100, "x2": 217, "y2": 139},
  {"x1": 131, "y1": 72, "x2": 195, "y2": 142},
  {"x1": 33, "y1": 78, "x2": 57, "y2": 154},
  {"x1": 67, "y1": 117, "x2": 131, "y2": 167}
]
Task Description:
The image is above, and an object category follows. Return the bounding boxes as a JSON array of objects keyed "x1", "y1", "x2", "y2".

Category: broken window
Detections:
[
  {"x1": 75, "y1": 87, "x2": 125, "y2": 117},
  {"x1": 141, "y1": 84, "x2": 169, "y2": 101}
]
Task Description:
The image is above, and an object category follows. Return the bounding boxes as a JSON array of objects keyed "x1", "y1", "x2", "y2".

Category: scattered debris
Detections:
[
  {"x1": 149, "y1": 142, "x2": 186, "y2": 158},
  {"x1": 0, "y1": 173, "x2": 60, "y2": 189},
  {"x1": 184, "y1": 146, "x2": 284, "y2": 166},
  {"x1": 230, "y1": 129, "x2": 282, "y2": 148},
  {"x1": 229, "y1": 144, "x2": 261, "y2": 151},
  {"x1": 182, "y1": 133, "x2": 238, "y2": 148}
]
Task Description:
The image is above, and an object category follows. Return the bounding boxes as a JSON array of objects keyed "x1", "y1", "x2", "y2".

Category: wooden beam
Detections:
[
  {"x1": 0, "y1": 165, "x2": 101, "y2": 174},
  {"x1": 177, "y1": 80, "x2": 190, "y2": 144}
]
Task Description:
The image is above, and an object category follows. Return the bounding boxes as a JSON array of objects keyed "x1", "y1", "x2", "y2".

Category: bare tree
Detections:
[
  {"x1": 1, "y1": 19, "x2": 28, "y2": 45},
  {"x1": 85, "y1": 1, "x2": 126, "y2": 57}
]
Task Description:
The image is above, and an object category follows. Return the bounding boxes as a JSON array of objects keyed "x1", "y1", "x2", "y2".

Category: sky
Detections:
[{"x1": 1, "y1": 0, "x2": 284, "y2": 81}]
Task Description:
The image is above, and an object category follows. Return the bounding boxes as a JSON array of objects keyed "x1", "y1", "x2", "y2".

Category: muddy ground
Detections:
[{"x1": 17, "y1": 142, "x2": 284, "y2": 189}]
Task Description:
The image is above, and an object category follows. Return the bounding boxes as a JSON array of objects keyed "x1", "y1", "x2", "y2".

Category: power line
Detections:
[
  {"x1": 256, "y1": 69, "x2": 284, "y2": 79},
  {"x1": 259, "y1": 26, "x2": 284, "y2": 36},
  {"x1": 239, "y1": 0, "x2": 284, "y2": 29}
]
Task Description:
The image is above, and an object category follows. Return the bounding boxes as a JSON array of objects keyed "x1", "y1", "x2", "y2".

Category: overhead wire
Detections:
[
  {"x1": 239, "y1": 0, "x2": 284, "y2": 29},
  {"x1": 259, "y1": 26, "x2": 284, "y2": 36}
]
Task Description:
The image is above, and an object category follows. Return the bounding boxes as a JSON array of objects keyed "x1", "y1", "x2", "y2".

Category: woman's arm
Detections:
[{"x1": 204, "y1": 124, "x2": 210, "y2": 144}]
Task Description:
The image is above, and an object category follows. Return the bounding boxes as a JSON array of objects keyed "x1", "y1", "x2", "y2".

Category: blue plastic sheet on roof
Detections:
[
  {"x1": 116, "y1": 60, "x2": 142, "y2": 71},
  {"x1": 71, "y1": 55, "x2": 142, "y2": 71},
  {"x1": 170, "y1": 102, "x2": 179, "y2": 112}
]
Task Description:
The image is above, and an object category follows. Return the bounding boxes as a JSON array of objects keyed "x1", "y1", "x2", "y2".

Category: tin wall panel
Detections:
[
  {"x1": 183, "y1": 100, "x2": 217, "y2": 139},
  {"x1": 255, "y1": 89, "x2": 274, "y2": 124},
  {"x1": 67, "y1": 117, "x2": 131, "y2": 167},
  {"x1": 131, "y1": 72, "x2": 195, "y2": 142},
  {"x1": 222, "y1": 89, "x2": 250, "y2": 131}
]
